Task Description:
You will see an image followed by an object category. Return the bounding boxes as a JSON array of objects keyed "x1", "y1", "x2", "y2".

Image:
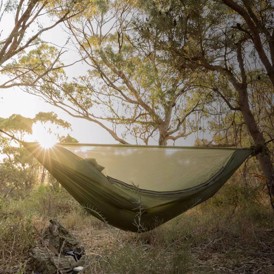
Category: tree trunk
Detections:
[
  {"x1": 238, "y1": 85, "x2": 274, "y2": 208},
  {"x1": 158, "y1": 123, "x2": 169, "y2": 146},
  {"x1": 159, "y1": 133, "x2": 168, "y2": 146},
  {"x1": 40, "y1": 167, "x2": 46, "y2": 184}
]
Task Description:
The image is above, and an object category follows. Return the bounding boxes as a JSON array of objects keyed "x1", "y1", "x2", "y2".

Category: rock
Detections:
[{"x1": 28, "y1": 219, "x2": 87, "y2": 273}]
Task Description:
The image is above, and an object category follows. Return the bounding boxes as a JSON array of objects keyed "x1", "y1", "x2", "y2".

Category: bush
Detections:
[{"x1": 0, "y1": 215, "x2": 35, "y2": 271}]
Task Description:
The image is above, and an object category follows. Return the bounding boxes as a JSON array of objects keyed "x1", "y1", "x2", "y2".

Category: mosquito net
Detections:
[
  {"x1": 64, "y1": 144, "x2": 246, "y2": 192},
  {"x1": 23, "y1": 142, "x2": 252, "y2": 232}
]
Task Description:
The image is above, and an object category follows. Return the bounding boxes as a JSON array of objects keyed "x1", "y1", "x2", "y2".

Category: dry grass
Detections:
[
  {"x1": 70, "y1": 206, "x2": 273, "y2": 274},
  {"x1": 0, "y1": 181, "x2": 273, "y2": 273}
]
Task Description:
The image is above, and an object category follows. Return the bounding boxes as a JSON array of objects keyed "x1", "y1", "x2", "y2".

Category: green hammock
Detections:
[{"x1": 22, "y1": 142, "x2": 252, "y2": 232}]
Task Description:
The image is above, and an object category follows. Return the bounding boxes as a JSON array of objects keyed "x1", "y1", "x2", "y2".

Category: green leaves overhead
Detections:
[
  {"x1": 5, "y1": 43, "x2": 65, "y2": 84},
  {"x1": 59, "y1": 134, "x2": 79, "y2": 144},
  {"x1": 1, "y1": 0, "x2": 273, "y2": 149},
  {"x1": 0, "y1": 112, "x2": 71, "y2": 136},
  {"x1": 0, "y1": 114, "x2": 33, "y2": 134},
  {"x1": 34, "y1": 112, "x2": 71, "y2": 129}
]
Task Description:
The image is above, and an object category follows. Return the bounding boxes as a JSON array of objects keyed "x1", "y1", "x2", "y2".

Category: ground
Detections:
[
  {"x1": 72, "y1": 208, "x2": 274, "y2": 273},
  {"x1": 0, "y1": 182, "x2": 273, "y2": 273}
]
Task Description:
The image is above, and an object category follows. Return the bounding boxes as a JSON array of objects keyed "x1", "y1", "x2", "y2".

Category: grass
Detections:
[{"x1": 0, "y1": 179, "x2": 273, "y2": 273}]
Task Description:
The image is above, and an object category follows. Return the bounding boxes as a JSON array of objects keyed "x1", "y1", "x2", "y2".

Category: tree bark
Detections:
[{"x1": 237, "y1": 84, "x2": 274, "y2": 208}]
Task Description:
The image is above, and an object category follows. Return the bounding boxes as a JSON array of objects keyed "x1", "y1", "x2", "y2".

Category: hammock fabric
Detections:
[{"x1": 23, "y1": 142, "x2": 252, "y2": 232}]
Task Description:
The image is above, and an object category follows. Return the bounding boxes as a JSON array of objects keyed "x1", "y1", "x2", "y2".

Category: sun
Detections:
[
  {"x1": 38, "y1": 134, "x2": 58, "y2": 149},
  {"x1": 32, "y1": 122, "x2": 58, "y2": 149}
]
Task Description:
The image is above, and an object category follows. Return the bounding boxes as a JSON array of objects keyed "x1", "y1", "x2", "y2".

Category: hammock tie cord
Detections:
[{"x1": 21, "y1": 142, "x2": 253, "y2": 232}]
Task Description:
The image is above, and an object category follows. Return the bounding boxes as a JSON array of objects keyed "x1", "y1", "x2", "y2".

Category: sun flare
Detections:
[
  {"x1": 38, "y1": 135, "x2": 58, "y2": 149},
  {"x1": 32, "y1": 122, "x2": 58, "y2": 149}
]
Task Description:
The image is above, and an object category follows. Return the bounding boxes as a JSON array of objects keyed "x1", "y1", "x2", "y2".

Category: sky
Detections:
[{"x1": 0, "y1": 88, "x2": 115, "y2": 144}]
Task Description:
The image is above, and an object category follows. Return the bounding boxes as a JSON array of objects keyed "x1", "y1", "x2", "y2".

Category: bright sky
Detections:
[{"x1": 0, "y1": 88, "x2": 115, "y2": 144}]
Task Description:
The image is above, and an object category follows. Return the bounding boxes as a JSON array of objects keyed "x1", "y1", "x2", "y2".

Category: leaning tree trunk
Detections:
[{"x1": 238, "y1": 84, "x2": 274, "y2": 208}]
